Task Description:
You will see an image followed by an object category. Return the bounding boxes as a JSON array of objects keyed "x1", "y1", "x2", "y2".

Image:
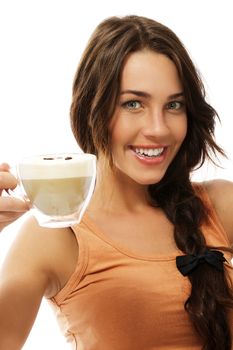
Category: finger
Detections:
[
  {"x1": 0, "y1": 171, "x2": 18, "y2": 191},
  {"x1": 0, "y1": 197, "x2": 30, "y2": 212},
  {"x1": 0, "y1": 211, "x2": 24, "y2": 222},
  {"x1": 0, "y1": 163, "x2": 10, "y2": 171},
  {"x1": 0, "y1": 214, "x2": 24, "y2": 232}
]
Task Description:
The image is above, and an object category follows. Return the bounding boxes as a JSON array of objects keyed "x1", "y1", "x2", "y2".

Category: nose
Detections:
[{"x1": 142, "y1": 108, "x2": 170, "y2": 140}]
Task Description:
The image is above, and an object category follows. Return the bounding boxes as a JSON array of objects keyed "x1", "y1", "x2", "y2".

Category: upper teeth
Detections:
[{"x1": 135, "y1": 147, "x2": 164, "y2": 157}]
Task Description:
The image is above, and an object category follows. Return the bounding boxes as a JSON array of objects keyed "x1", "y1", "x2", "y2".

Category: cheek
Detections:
[
  {"x1": 109, "y1": 125, "x2": 123, "y2": 157},
  {"x1": 174, "y1": 117, "x2": 188, "y2": 143},
  {"x1": 110, "y1": 118, "x2": 132, "y2": 147},
  {"x1": 110, "y1": 127, "x2": 121, "y2": 150}
]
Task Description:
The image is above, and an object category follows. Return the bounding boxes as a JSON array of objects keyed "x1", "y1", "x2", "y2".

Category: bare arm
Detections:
[{"x1": 0, "y1": 216, "x2": 78, "y2": 349}]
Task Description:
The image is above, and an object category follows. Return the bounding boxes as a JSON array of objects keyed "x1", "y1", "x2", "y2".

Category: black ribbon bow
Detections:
[{"x1": 176, "y1": 250, "x2": 226, "y2": 276}]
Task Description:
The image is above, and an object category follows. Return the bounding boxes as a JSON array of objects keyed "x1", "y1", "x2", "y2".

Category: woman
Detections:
[{"x1": 0, "y1": 15, "x2": 232, "y2": 350}]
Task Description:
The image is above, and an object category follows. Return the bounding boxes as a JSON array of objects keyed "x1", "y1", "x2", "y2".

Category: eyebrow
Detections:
[{"x1": 120, "y1": 90, "x2": 184, "y2": 100}]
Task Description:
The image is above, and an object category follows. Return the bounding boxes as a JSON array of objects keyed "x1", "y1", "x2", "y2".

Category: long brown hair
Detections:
[{"x1": 70, "y1": 15, "x2": 233, "y2": 349}]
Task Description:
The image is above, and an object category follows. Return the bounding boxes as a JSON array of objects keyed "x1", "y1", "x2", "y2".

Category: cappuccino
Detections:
[
  {"x1": 17, "y1": 153, "x2": 96, "y2": 227},
  {"x1": 21, "y1": 177, "x2": 92, "y2": 216}
]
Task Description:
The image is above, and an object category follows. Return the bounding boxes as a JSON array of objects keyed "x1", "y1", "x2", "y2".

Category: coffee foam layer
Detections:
[{"x1": 18, "y1": 153, "x2": 96, "y2": 179}]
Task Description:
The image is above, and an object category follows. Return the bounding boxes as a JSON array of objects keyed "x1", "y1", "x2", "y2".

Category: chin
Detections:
[
  {"x1": 137, "y1": 171, "x2": 168, "y2": 185},
  {"x1": 135, "y1": 176, "x2": 164, "y2": 186},
  {"x1": 114, "y1": 164, "x2": 168, "y2": 186}
]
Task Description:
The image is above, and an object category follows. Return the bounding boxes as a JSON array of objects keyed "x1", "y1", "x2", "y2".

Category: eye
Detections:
[
  {"x1": 166, "y1": 101, "x2": 185, "y2": 110},
  {"x1": 122, "y1": 100, "x2": 142, "y2": 110}
]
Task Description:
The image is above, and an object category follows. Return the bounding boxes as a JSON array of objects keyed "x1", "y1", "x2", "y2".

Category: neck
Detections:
[{"x1": 88, "y1": 160, "x2": 151, "y2": 215}]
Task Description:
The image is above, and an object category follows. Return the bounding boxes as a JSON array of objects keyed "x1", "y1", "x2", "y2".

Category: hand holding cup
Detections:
[{"x1": 0, "y1": 163, "x2": 29, "y2": 232}]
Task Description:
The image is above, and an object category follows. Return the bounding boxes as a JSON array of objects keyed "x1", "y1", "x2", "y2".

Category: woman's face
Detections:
[{"x1": 108, "y1": 49, "x2": 187, "y2": 186}]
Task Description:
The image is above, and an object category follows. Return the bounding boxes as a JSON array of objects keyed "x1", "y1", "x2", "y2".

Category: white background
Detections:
[{"x1": 0, "y1": 0, "x2": 232, "y2": 349}]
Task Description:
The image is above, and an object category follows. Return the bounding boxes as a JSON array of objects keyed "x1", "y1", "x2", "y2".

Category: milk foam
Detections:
[{"x1": 18, "y1": 153, "x2": 96, "y2": 179}]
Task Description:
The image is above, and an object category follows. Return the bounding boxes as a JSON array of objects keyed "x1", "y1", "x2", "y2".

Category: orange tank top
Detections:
[{"x1": 49, "y1": 185, "x2": 233, "y2": 349}]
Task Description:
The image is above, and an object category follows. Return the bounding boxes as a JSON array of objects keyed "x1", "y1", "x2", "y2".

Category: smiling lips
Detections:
[
  {"x1": 130, "y1": 145, "x2": 165, "y2": 157},
  {"x1": 134, "y1": 147, "x2": 164, "y2": 157},
  {"x1": 129, "y1": 145, "x2": 167, "y2": 164}
]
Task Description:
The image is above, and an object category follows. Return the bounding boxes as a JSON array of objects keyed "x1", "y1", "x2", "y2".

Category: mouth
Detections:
[{"x1": 130, "y1": 146, "x2": 166, "y2": 158}]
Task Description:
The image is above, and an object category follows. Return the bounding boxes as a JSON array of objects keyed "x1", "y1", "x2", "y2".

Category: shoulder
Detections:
[
  {"x1": 198, "y1": 179, "x2": 233, "y2": 245},
  {"x1": 2, "y1": 215, "x2": 79, "y2": 298}
]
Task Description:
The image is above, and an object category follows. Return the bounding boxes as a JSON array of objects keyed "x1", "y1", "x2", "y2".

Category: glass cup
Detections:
[{"x1": 17, "y1": 153, "x2": 96, "y2": 228}]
